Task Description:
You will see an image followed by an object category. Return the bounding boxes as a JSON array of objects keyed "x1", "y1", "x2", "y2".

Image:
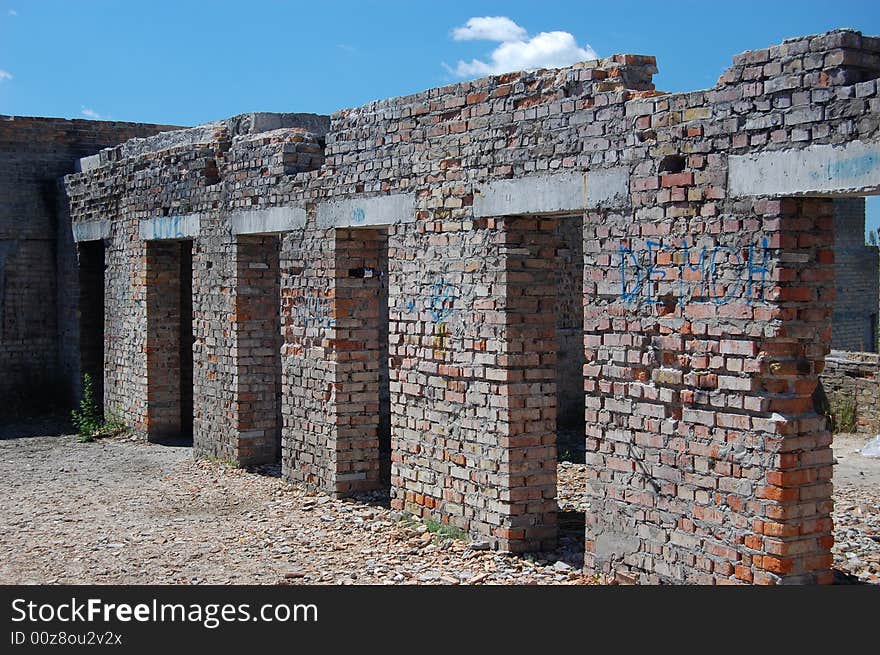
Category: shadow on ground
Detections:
[{"x1": 0, "y1": 415, "x2": 72, "y2": 440}]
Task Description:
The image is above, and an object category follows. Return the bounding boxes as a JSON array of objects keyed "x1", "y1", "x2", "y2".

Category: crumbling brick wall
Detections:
[
  {"x1": 821, "y1": 350, "x2": 880, "y2": 433},
  {"x1": 0, "y1": 116, "x2": 180, "y2": 418},
  {"x1": 63, "y1": 30, "x2": 880, "y2": 583}
]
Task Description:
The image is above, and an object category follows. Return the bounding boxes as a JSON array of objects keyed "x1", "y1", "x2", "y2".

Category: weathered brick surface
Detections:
[
  {"x1": 821, "y1": 350, "x2": 880, "y2": 433},
  {"x1": 0, "y1": 116, "x2": 180, "y2": 416},
  {"x1": 60, "y1": 29, "x2": 880, "y2": 583}
]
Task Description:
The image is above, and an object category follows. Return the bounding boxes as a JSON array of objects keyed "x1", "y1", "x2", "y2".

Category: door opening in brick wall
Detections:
[
  {"x1": 553, "y1": 214, "x2": 586, "y2": 564},
  {"x1": 377, "y1": 232, "x2": 391, "y2": 490},
  {"x1": 333, "y1": 227, "x2": 391, "y2": 498},
  {"x1": 145, "y1": 240, "x2": 194, "y2": 444},
  {"x1": 831, "y1": 197, "x2": 879, "y2": 354},
  {"x1": 77, "y1": 240, "x2": 105, "y2": 413},
  {"x1": 235, "y1": 235, "x2": 282, "y2": 467},
  {"x1": 555, "y1": 214, "x2": 587, "y2": 463},
  {"x1": 179, "y1": 242, "x2": 194, "y2": 442}
]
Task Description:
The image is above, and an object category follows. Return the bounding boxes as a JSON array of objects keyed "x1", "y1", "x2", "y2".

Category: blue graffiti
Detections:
[
  {"x1": 149, "y1": 215, "x2": 187, "y2": 240},
  {"x1": 824, "y1": 153, "x2": 878, "y2": 180},
  {"x1": 620, "y1": 237, "x2": 771, "y2": 306},
  {"x1": 292, "y1": 293, "x2": 336, "y2": 328},
  {"x1": 429, "y1": 279, "x2": 456, "y2": 323},
  {"x1": 351, "y1": 207, "x2": 366, "y2": 225}
]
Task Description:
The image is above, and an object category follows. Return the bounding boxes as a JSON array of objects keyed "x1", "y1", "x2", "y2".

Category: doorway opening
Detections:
[
  {"x1": 145, "y1": 239, "x2": 193, "y2": 444},
  {"x1": 78, "y1": 240, "x2": 105, "y2": 413},
  {"x1": 553, "y1": 214, "x2": 587, "y2": 565}
]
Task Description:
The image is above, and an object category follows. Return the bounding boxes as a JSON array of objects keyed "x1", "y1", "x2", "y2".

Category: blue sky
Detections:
[{"x1": 1, "y1": 1, "x2": 879, "y2": 235}]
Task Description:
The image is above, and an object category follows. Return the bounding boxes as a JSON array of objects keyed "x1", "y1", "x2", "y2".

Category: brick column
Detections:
[
  {"x1": 332, "y1": 228, "x2": 387, "y2": 493},
  {"x1": 495, "y1": 216, "x2": 559, "y2": 552},
  {"x1": 233, "y1": 235, "x2": 281, "y2": 465},
  {"x1": 281, "y1": 227, "x2": 388, "y2": 495},
  {"x1": 144, "y1": 241, "x2": 183, "y2": 440},
  {"x1": 742, "y1": 198, "x2": 835, "y2": 584}
]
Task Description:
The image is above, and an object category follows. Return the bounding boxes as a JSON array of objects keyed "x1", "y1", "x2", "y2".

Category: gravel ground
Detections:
[
  {"x1": 0, "y1": 419, "x2": 877, "y2": 584},
  {"x1": 0, "y1": 420, "x2": 591, "y2": 585}
]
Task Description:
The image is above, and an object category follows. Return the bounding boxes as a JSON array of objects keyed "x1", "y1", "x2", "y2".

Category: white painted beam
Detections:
[
  {"x1": 139, "y1": 214, "x2": 202, "y2": 240},
  {"x1": 229, "y1": 206, "x2": 307, "y2": 235},
  {"x1": 71, "y1": 219, "x2": 110, "y2": 242},
  {"x1": 728, "y1": 140, "x2": 880, "y2": 197},
  {"x1": 472, "y1": 168, "x2": 629, "y2": 218},
  {"x1": 316, "y1": 193, "x2": 415, "y2": 228}
]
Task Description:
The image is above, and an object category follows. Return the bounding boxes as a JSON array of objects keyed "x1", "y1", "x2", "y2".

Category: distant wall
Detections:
[
  {"x1": 832, "y1": 198, "x2": 879, "y2": 352},
  {"x1": 821, "y1": 350, "x2": 880, "y2": 434},
  {"x1": 0, "y1": 115, "x2": 181, "y2": 419}
]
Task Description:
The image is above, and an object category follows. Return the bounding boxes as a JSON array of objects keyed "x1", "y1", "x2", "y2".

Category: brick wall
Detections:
[
  {"x1": 821, "y1": 350, "x2": 880, "y2": 433},
  {"x1": 62, "y1": 29, "x2": 880, "y2": 583},
  {"x1": 0, "y1": 115, "x2": 180, "y2": 417}
]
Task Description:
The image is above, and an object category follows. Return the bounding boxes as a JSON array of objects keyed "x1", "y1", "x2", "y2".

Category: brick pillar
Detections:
[
  {"x1": 281, "y1": 229, "x2": 336, "y2": 490},
  {"x1": 744, "y1": 198, "x2": 835, "y2": 584},
  {"x1": 495, "y1": 216, "x2": 558, "y2": 552},
  {"x1": 281, "y1": 227, "x2": 387, "y2": 495},
  {"x1": 332, "y1": 228, "x2": 387, "y2": 493},
  {"x1": 233, "y1": 235, "x2": 281, "y2": 465},
  {"x1": 144, "y1": 241, "x2": 183, "y2": 440},
  {"x1": 581, "y1": 197, "x2": 835, "y2": 584}
]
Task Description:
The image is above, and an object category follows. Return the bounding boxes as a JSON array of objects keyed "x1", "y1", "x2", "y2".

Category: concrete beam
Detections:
[
  {"x1": 139, "y1": 214, "x2": 201, "y2": 241},
  {"x1": 229, "y1": 206, "x2": 307, "y2": 235},
  {"x1": 729, "y1": 140, "x2": 880, "y2": 197},
  {"x1": 316, "y1": 193, "x2": 415, "y2": 228},
  {"x1": 75, "y1": 155, "x2": 103, "y2": 174},
  {"x1": 71, "y1": 219, "x2": 110, "y2": 242},
  {"x1": 472, "y1": 168, "x2": 629, "y2": 218}
]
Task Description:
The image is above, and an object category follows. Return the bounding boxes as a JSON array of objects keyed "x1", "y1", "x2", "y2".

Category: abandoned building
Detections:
[{"x1": 2, "y1": 28, "x2": 880, "y2": 584}]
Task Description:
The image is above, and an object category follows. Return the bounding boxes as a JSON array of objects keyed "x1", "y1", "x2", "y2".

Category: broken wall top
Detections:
[{"x1": 63, "y1": 28, "x2": 880, "y2": 228}]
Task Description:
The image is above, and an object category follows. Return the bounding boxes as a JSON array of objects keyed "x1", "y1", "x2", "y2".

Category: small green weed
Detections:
[{"x1": 71, "y1": 374, "x2": 127, "y2": 442}]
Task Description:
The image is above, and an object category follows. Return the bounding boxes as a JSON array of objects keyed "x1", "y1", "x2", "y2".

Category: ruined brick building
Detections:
[{"x1": 2, "y1": 29, "x2": 880, "y2": 584}]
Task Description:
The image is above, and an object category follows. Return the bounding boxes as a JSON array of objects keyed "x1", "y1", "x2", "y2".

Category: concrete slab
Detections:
[
  {"x1": 472, "y1": 168, "x2": 629, "y2": 218},
  {"x1": 71, "y1": 219, "x2": 110, "y2": 242},
  {"x1": 139, "y1": 214, "x2": 201, "y2": 241},
  {"x1": 316, "y1": 193, "x2": 415, "y2": 228},
  {"x1": 729, "y1": 140, "x2": 880, "y2": 197},
  {"x1": 229, "y1": 206, "x2": 307, "y2": 235}
]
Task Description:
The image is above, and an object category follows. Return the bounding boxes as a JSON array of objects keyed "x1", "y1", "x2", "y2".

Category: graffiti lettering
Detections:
[
  {"x1": 351, "y1": 207, "x2": 366, "y2": 225},
  {"x1": 291, "y1": 292, "x2": 336, "y2": 328},
  {"x1": 619, "y1": 237, "x2": 771, "y2": 307},
  {"x1": 429, "y1": 279, "x2": 456, "y2": 323}
]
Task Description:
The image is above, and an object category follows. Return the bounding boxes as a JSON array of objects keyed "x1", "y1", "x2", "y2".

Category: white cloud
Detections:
[
  {"x1": 447, "y1": 17, "x2": 598, "y2": 78},
  {"x1": 81, "y1": 107, "x2": 102, "y2": 119},
  {"x1": 0, "y1": 69, "x2": 12, "y2": 82},
  {"x1": 452, "y1": 16, "x2": 526, "y2": 43}
]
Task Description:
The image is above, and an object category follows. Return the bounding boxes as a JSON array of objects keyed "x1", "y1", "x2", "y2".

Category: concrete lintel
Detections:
[
  {"x1": 316, "y1": 193, "x2": 415, "y2": 228},
  {"x1": 75, "y1": 154, "x2": 103, "y2": 174},
  {"x1": 472, "y1": 168, "x2": 630, "y2": 218},
  {"x1": 229, "y1": 206, "x2": 307, "y2": 235},
  {"x1": 71, "y1": 219, "x2": 110, "y2": 242},
  {"x1": 139, "y1": 214, "x2": 201, "y2": 241},
  {"x1": 728, "y1": 140, "x2": 880, "y2": 197}
]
